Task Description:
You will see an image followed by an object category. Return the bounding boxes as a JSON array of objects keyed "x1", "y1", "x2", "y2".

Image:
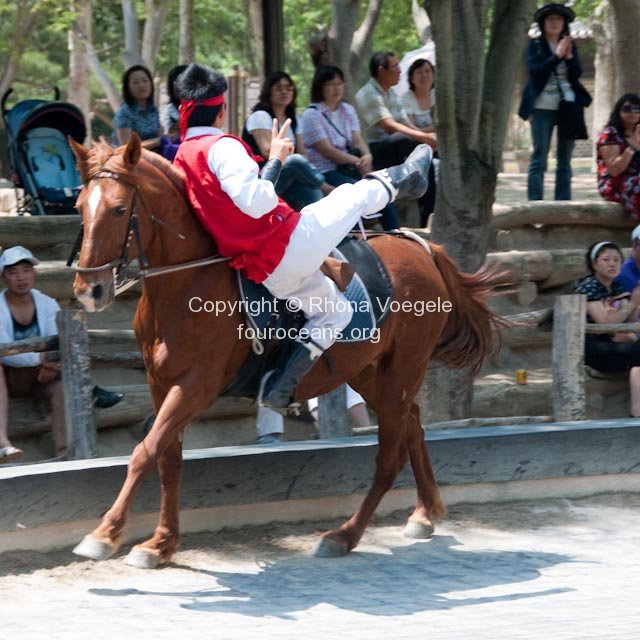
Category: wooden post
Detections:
[
  {"x1": 57, "y1": 309, "x2": 97, "y2": 459},
  {"x1": 317, "y1": 384, "x2": 351, "y2": 439},
  {"x1": 553, "y1": 294, "x2": 587, "y2": 421}
]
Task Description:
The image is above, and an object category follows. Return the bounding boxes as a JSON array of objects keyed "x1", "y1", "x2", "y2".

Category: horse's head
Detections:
[{"x1": 70, "y1": 134, "x2": 150, "y2": 312}]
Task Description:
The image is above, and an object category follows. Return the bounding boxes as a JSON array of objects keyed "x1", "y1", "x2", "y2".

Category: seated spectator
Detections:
[
  {"x1": 616, "y1": 224, "x2": 640, "y2": 292},
  {"x1": 112, "y1": 65, "x2": 162, "y2": 151},
  {"x1": 0, "y1": 246, "x2": 123, "y2": 463},
  {"x1": 575, "y1": 241, "x2": 640, "y2": 417},
  {"x1": 242, "y1": 71, "x2": 333, "y2": 211},
  {"x1": 160, "y1": 64, "x2": 188, "y2": 161},
  {"x1": 355, "y1": 51, "x2": 438, "y2": 226},
  {"x1": 302, "y1": 65, "x2": 399, "y2": 230},
  {"x1": 596, "y1": 93, "x2": 640, "y2": 219},
  {"x1": 256, "y1": 386, "x2": 369, "y2": 444},
  {"x1": 401, "y1": 57, "x2": 436, "y2": 133}
]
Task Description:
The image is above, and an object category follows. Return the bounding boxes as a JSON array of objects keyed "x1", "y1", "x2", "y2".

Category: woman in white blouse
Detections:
[
  {"x1": 401, "y1": 57, "x2": 435, "y2": 134},
  {"x1": 242, "y1": 71, "x2": 332, "y2": 210}
]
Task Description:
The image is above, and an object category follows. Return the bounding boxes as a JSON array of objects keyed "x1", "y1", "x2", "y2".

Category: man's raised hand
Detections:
[{"x1": 269, "y1": 118, "x2": 294, "y2": 163}]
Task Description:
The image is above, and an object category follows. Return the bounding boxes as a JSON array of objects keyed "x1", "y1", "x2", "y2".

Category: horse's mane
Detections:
[
  {"x1": 78, "y1": 140, "x2": 185, "y2": 195},
  {"x1": 140, "y1": 149, "x2": 185, "y2": 193}
]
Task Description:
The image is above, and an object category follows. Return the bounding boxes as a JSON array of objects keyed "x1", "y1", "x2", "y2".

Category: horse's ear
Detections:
[
  {"x1": 123, "y1": 133, "x2": 142, "y2": 166},
  {"x1": 68, "y1": 136, "x2": 89, "y2": 163}
]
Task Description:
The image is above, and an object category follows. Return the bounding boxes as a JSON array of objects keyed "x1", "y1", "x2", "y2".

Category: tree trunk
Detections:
[
  {"x1": 179, "y1": 0, "x2": 195, "y2": 64},
  {"x1": 327, "y1": 0, "x2": 382, "y2": 104},
  {"x1": 246, "y1": 0, "x2": 264, "y2": 75},
  {"x1": 69, "y1": 0, "x2": 92, "y2": 141},
  {"x1": 121, "y1": 0, "x2": 140, "y2": 69},
  {"x1": 423, "y1": 0, "x2": 535, "y2": 419},
  {"x1": 80, "y1": 35, "x2": 122, "y2": 111},
  {"x1": 609, "y1": 0, "x2": 640, "y2": 96},
  {"x1": 412, "y1": 0, "x2": 432, "y2": 45},
  {"x1": 591, "y1": 2, "x2": 615, "y2": 149},
  {"x1": 141, "y1": 0, "x2": 172, "y2": 72},
  {"x1": 428, "y1": 0, "x2": 535, "y2": 269}
]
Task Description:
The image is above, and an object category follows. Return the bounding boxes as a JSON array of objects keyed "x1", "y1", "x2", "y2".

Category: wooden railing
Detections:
[{"x1": 552, "y1": 294, "x2": 640, "y2": 421}]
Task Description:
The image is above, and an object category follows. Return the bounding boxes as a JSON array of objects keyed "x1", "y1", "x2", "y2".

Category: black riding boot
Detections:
[
  {"x1": 366, "y1": 143, "x2": 433, "y2": 202},
  {"x1": 259, "y1": 338, "x2": 323, "y2": 411}
]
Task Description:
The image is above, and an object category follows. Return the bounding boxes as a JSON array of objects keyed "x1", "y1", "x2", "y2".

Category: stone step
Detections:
[
  {"x1": 490, "y1": 200, "x2": 634, "y2": 251},
  {"x1": 0, "y1": 213, "x2": 80, "y2": 259}
]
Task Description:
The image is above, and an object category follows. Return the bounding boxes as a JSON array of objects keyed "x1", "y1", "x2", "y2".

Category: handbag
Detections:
[
  {"x1": 338, "y1": 147, "x2": 361, "y2": 179},
  {"x1": 308, "y1": 105, "x2": 362, "y2": 178},
  {"x1": 554, "y1": 72, "x2": 588, "y2": 140}
]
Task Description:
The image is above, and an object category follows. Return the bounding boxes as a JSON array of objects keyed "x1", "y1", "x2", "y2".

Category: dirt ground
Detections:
[{"x1": 1, "y1": 492, "x2": 636, "y2": 581}]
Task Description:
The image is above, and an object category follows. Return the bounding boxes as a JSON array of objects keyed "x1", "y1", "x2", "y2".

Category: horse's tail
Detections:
[{"x1": 430, "y1": 243, "x2": 505, "y2": 374}]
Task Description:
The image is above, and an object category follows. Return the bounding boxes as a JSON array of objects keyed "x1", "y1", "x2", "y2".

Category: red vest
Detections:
[{"x1": 174, "y1": 133, "x2": 300, "y2": 283}]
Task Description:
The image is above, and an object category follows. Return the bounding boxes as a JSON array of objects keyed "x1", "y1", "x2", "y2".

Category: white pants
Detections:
[
  {"x1": 262, "y1": 179, "x2": 389, "y2": 350},
  {"x1": 256, "y1": 386, "x2": 366, "y2": 437}
]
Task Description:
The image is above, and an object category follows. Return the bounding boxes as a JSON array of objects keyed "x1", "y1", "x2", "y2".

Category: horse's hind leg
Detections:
[
  {"x1": 403, "y1": 402, "x2": 446, "y2": 539},
  {"x1": 314, "y1": 392, "x2": 412, "y2": 558},
  {"x1": 124, "y1": 436, "x2": 183, "y2": 568}
]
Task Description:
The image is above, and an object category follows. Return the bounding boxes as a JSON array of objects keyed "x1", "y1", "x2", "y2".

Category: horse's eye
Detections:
[{"x1": 114, "y1": 206, "x2": 127, "y2": 218}]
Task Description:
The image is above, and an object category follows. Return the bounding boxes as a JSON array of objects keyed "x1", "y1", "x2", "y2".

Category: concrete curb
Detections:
[{"x1": 1, "y1": 419, "x2": 639, "y2": 553}]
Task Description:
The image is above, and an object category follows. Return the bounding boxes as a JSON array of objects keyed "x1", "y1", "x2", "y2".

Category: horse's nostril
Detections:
[{"x1": 92, "y1": 284, "x2": 103, "y2": 300}]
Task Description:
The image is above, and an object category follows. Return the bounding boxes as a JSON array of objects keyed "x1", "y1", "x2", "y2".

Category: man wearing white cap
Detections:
[
  {"x1": 0, "y1": 246, "x2": 123, "y2": 463},
  {"x1": 0, "y1": 246, "x2": 63, "y2": 462},
  {"x1": 616, "y1": 225, "x2": 640, "y2": 292}
]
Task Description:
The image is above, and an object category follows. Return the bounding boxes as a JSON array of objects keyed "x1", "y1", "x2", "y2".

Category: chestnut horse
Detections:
[{"x1": 70, "y1": 135, "x2": 501, "y2": 569}]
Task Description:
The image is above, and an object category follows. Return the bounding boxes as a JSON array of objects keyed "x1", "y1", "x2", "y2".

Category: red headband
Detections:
[{"x1": 179, "y1": 94, "x2": 225, "y2": 140}]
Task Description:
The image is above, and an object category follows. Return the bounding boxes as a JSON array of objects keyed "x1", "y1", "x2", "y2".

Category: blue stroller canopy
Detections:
[{"x1": 5, "y1": 99, "x2": 86, "y2": 143}]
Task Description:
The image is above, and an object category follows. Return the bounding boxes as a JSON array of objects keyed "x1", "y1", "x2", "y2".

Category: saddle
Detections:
[{"x1": 220, "y1": 235, "x2": 393, "y2": 398}]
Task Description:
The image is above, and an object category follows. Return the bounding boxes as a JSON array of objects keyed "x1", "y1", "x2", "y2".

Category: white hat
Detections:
[
  {"x1": 632, "y1": 225, "x2": 640, "y2": 243},
  {"x1": 0, "y1": 246, "x2": 39, "y2": 274}
]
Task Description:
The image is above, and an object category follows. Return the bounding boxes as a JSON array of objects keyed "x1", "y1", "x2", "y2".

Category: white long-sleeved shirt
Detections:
[
  {"x1": 0, "y1": 288, "x2": 60, "y2": 367},
  {"x1": 184, "y1": 126, "x2": 278, "y2": 219}
]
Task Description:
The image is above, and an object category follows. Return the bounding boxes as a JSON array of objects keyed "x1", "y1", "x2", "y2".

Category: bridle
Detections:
[{"x1": 67, "y1": 168, "x2": 229, "y2": 295}]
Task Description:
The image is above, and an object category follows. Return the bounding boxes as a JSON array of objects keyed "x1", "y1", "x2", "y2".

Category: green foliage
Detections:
[
  {"x1": 283, "y1": 0, "x2": 332, "y2": 102},
  {"x1": 1, "y1": 0, "x2": 424, "y2": 113},
  {"x1": 371, "y1": 0, "x2": 421, "y2": 55}
]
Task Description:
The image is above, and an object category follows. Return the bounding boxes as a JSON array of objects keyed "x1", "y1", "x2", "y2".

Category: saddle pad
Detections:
[
  {"x1": 238, "y1": 235, "x2": 392, "y2": 345},
  {"x1": 220, "y1": 235, "x2": 393, "y2": 398}
]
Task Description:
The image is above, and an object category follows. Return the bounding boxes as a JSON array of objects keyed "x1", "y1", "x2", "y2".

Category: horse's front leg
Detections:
[
  {"x1": 73, "y1": 384, "x2": 203, "y2": 562},
  {"x1": 124, "y1": 435, "x2": 183, "y2": 568}
]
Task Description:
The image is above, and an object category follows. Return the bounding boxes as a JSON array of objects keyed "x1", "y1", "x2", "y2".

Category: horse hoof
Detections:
[
  {"x1": 403, "y1": 520, "x2": 435, "y2": 539},
  {"x1": 73, "y1": 535, "x2": 116, "y2": 561},
  {"x1": 125, "y1": 547, "x2": 161, "y2": 569},
  {"x1": 312, "y1": 536, "x2": 349, "y2": 558}
]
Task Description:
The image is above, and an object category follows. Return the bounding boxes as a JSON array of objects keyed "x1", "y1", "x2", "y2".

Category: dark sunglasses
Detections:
[{"x1": 621, "y1": 105, "x2": 640, "y2": 113}]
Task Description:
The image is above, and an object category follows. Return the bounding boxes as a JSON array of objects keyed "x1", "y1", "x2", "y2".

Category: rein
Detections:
[{"x1": 67, "y1": 169, "x2": 229, "y2": 295}]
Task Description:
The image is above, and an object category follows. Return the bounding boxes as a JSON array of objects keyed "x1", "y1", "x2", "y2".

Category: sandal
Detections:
[{"x1": 0, "y1": 446, "x2": 23, "y2": 463}]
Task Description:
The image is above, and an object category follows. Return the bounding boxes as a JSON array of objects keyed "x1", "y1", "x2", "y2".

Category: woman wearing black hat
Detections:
[{"x1": 518, "y1": 3, "x2": 591, "y2": 201}]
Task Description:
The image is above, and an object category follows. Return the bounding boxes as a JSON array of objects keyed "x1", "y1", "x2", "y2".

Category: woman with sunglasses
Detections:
[
  {"x1": 597, "y1": 93, "x2": 640, "y2": 219},
  {"x1": 242, "y1": 71, "x2": 333, "y2": 211}
]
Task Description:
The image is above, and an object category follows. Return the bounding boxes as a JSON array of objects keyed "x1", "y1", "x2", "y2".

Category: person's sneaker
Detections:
[
  {"x1": 256, "y1": 433, "x2": 282, "y2": 445},
  {"x1": 93, "y1": 385, "x2": 124, "y2": 409}
]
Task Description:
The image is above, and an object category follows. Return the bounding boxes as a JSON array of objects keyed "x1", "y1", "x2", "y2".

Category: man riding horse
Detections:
[{"x1": 172, "y1": 63, "x2": 432, "y2": 413}]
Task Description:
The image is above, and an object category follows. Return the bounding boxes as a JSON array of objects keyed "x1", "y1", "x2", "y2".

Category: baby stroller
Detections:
[{"x1": 2, "y1": 87, "x2": 86, "y2": 215}]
